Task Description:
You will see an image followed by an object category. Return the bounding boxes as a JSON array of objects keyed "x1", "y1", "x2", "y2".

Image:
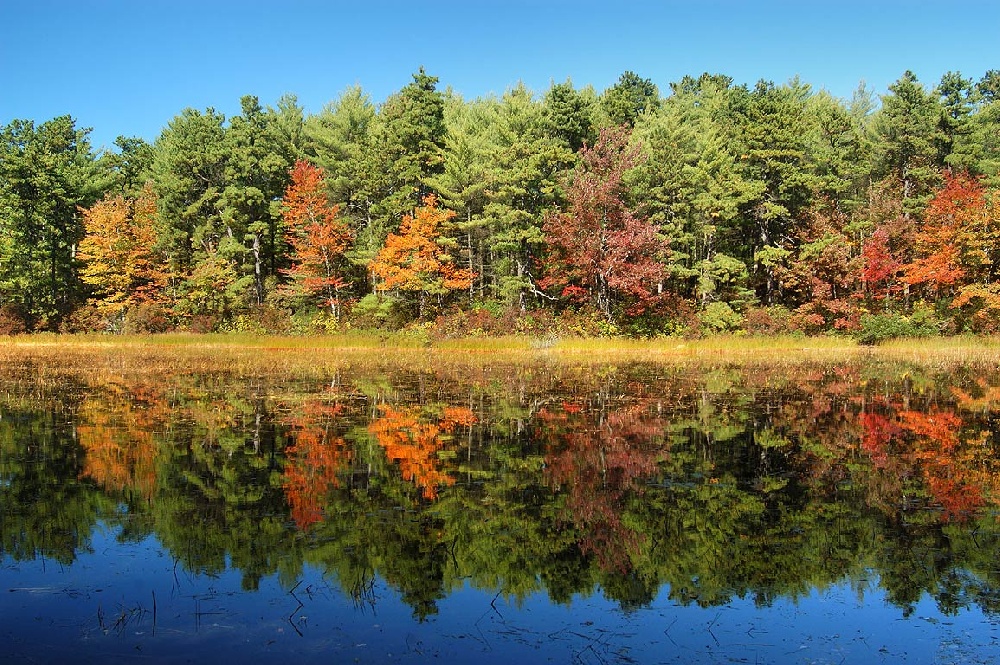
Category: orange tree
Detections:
[
  {"x1": 77, "y1": 182, "x2": 169, "y2": 329},
  {"x1": 369, "y1": 194, "x2": 474, "y2": 318},
  {"x1": 904, "y1": 171, "x2": 1000, "y2": 331},
  {"x1": 281, "y1": 160, "x2": 354, "y2": 319}
]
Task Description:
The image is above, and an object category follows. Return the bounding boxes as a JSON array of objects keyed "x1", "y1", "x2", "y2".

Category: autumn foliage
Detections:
[
  {"x1": 281, "y1": 160, "x2": 354, "y2": 318},
  {"x1": 77, "y1": 183, "x2": 168, "y2": 324},
  {"x1": 78, "y1": 382, "x2": 164, "y2": 500},
  {"x1": 541, "y1": 126, "x2": 666, "y2": 322},
  {"x1": 369, "y1": 195, "x2": 474, "y2": 315},
  {"x1": 281, "y1": 399, "x2": 351, "y2": 528},
  {"x1": 540, "y1": 401, "x2": 665, "y2": 572},
  {"x1": 368, "y1": 404, "x2": 475, "y2": 500}
]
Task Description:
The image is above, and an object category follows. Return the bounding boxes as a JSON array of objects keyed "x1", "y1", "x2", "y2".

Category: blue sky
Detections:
[{"x1": 2, "y1": 0, "x2": 997, "y2": 150}]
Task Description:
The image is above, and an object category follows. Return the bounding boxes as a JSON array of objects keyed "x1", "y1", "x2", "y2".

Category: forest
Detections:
[{"x1": 1, "y1": 67, "x2": 999, "y2": 339}]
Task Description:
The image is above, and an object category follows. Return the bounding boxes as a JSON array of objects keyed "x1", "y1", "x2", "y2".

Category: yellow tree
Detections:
[
  {"x1": 77, "y1": 182, "x2": 168, "y2": 327},
  {"x1": 369, "y1": 194, "x2": 474, "y2": 317}
]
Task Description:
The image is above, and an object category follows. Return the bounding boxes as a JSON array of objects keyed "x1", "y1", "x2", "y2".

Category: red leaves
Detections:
[
  {"x1": 542, "y1": 126, "x2": 666, "y2": 321},
  {"x1": 861, "y1": 227, "x2": 902, "y2": 301}
]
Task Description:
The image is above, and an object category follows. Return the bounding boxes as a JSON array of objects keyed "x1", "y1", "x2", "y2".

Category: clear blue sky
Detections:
[{"x1": 2, "y1": 0, "x2": 997, "y2": 150}]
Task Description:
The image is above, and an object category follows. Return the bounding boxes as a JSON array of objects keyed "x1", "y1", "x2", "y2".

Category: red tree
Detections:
[
  {"x1": 540, "y1": 126, "x2": 667, "y2": 322},
  {"x1": 860, "y1": 226, "x2": 903, "y2": 304}
]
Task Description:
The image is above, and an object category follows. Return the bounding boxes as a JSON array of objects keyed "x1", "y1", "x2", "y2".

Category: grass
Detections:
[{"x1": 3, "y1": 332, "x2": 1000, "y2": 378}]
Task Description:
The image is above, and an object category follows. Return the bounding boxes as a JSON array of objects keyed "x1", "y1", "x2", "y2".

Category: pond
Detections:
[{"x1": 2, "y1": 347, "x2": 1000, "y2": 663}]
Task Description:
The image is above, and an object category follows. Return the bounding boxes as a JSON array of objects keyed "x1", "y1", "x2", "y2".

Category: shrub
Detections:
[
  {"x1": 742, "y1": 305, "x2": 794, "y2": 336},
  {"x1": 855, "y1": 309, "x2": 939, "y2": 345},
  {"x1": 59, "y1": 303, "x2": 110, "y2": 333},
  {"x1": 0, "y1": 305, "x2": 28, "y2": 335},
  {"x1": 122, "y1": 302, "x2": 173, "y2": 334},
  {"x1": 347, "y1": 294, "x2": 409, "y2": 330},
  {"x1": 700, "y1": 301, "x2": 743, "y2": 334}
]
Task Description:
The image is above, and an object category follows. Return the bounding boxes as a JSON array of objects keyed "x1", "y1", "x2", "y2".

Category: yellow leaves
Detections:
[{"x1": 78, "y1": 183, "x2": 168, "y2": 320}]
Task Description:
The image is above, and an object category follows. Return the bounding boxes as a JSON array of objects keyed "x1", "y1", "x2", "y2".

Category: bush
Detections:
[
  {"x1": 122, "y1": 302, "x2": 173, "y2": 334},
  {"x1": 347, "y1": 294, "x2": 409, "y2": 330},
  {"x1": 742, "y1": 305, "x2": 794, "y2": 336},
  {"x1": 59, "y1": 303, "x2": 111, "y2": 333},
  {"x1": 855, "y1": 309, "x2": 939, "y2": 345},
  {"x1": 0, "y1": 305, "x2": 28, "y2": 335},
  {"x1": 700, "y1": 301, "x2": 743, "y2": 334}
]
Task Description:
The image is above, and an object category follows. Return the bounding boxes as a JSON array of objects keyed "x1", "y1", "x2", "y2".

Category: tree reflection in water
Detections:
[{"x1": 3, "y1": 358, "x2": 1000, "y2": 625}]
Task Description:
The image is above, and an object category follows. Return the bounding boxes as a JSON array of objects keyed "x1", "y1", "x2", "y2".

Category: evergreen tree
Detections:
[
  {"x1": 729, "y1": 80, "x2": 819, "y2": 301},
  {"x1": 0, "y1": 116, "x2": 108, "y2": 328},
  {"x1": 426, "y1": 93, "x2": 497, "y2": 300},
  {"x1": 372, "y1": 68, "x2": 447, "y2": 239},
  {"x1": 600, "y1": 70, "x2": 660, "y2": 128},
  {"x1": 873, "y1": 71, "x2": 943, "y2": 214},
  {"x1": 936, "y1": 71, "x2": 978, "y2": 170},
  {"x1": 150, "y1": 107, "x2": 228, "y2": 275},
  {"x1": 629, "y1": 79, "x2": 752, "y2": 305},
  {"x1": 482, "y1": 84, "x2": 573, "y2": 308},
  {"x1": 218, "y1": 94, "x2": 301, "y2": 306},
  {"x1": 543, "y1": 79, "x2": 597, "y2": 152}
]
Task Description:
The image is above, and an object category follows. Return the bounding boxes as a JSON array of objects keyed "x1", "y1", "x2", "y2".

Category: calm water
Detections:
[{"x1": 2, "y1": 355, "x2": 1000, "y2": 663}]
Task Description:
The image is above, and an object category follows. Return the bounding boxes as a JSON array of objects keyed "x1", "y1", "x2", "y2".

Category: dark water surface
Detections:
[{"x1": 2, "y1": 354, "x2": 1000, "y2": 663}]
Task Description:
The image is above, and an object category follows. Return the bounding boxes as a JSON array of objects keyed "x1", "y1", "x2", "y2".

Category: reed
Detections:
[{"x1": 3, "y1": 333, "x2": 1000, "y2": 376}]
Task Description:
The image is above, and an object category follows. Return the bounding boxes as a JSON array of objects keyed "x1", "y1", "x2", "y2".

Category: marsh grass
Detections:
[{"x1": 3, "y1": 333, "x2": 999, "y2": 379}]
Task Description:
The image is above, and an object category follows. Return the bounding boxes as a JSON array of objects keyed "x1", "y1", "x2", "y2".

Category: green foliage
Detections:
[
  {"x1": 600, "y1": 70, "x2": 659, "y2": 127},
  {"x1": 0, "y1": 116, "x2": 109, "y2": 328},
  {"x1": 855, "y1": 306, "x2": 940, "y2": 345},
  {"x1": 700, "y1": 301, "x2": 743, "y2": 333},
  {"x1": 873, "y1": 71, "x2": 944, "y2": 213},
  {"x1": 349, "y1": 292, "x2": 408, "y2": 330}
]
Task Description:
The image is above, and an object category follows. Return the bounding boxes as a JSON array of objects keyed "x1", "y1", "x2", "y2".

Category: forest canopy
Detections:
[{"x1": 2, "y1": 67, "x2": 999, "y2": 339}]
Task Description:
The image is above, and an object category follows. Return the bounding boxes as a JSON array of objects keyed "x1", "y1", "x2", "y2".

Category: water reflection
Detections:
[{"x1": 3, "y1": 359, "x2": 1000, "y2": 629}]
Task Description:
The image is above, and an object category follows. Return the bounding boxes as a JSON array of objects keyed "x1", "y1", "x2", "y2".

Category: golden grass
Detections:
[{"x1": 2, "y1": 333, "x2": 1000, "y2": 379}]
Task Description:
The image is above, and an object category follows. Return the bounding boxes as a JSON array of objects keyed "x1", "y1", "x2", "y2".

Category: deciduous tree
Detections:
[
  {"x1": 369, "y1": 194, "x2": 474, "y2": 317},
  {"x1": 281, "y1": 160, "x2": 354, "y2": 318},
  {"x1": 541, "y1": 126, "x2": 667, "y2": 322},
  {"x1": 77, "y1": 183, "x2": 169, "y2": 327}
]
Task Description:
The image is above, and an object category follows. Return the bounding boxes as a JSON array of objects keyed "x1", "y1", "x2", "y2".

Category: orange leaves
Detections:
[
  {"x1": 281, "y1": 400, "x2": 351, "y2": 529},
  {"x1": 905, "y1": 171, "x2": 998, "y2": 297},
  {"x1": 77, "y1": 382, "x2": 164, "y2": 499},
  {"x1": 368, "y1": 404, "x2": 475, "y2": 500},
  {"x1": 281, "y1": 160, "x2": 353, "y2": 316},
  {"x1": 78, "y1": 183, "x2": 168, "y2": 319},
  {"x1": 861, "y1": 403, "x2": 991, "y2": 520},
  {"x1": 369, "y1": 194, "x2": 474, "y2": 300}
]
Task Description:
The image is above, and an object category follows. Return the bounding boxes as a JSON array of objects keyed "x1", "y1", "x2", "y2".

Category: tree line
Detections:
[{"x1": 1, "y1": 67, "x2": 999, "y2": 337}]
